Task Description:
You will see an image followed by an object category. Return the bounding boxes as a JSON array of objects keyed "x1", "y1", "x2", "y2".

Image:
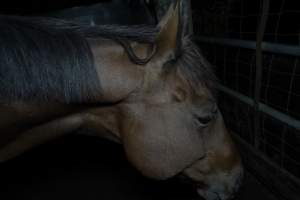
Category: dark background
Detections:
[
  {"x1": 0, "y1": 0, "x2": 299, "y2": 200},
  {"x1": 0, "y1": 0, "x2": 108, "y2": 14}
]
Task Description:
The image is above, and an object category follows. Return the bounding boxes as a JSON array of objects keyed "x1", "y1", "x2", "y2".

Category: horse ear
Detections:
[{"x1": 155, "y1": 1, "x2": 182, "y2": 61}]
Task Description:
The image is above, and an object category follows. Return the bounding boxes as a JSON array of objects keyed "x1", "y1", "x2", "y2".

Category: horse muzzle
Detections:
[
  {"x1": 179, "y1": 159, "x2": 244, "y2": 200},
  {"x1": 199, "y1": 167, "x2": 243, "y2": 200}
]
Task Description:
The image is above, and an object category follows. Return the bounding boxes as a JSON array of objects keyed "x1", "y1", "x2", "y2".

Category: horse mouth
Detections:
[
  {"x1": 197, "y1": 189, "x2": 223, "y2": 200},
  {"x1": 176, "y1": 174, "x2": 222, "y2": 200},
  {"x1": 176, "y1": 166, "x2": 243, "y2": 200}
]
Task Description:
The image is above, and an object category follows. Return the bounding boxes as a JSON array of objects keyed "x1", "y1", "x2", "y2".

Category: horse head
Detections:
[{"x1": 89, "y1": 2, "x2": 243, "y2": 200}]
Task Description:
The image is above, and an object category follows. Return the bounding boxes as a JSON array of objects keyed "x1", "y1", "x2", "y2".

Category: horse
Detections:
[{"x1": 0, "y1": 2, "x2": 243, "y2": 200}]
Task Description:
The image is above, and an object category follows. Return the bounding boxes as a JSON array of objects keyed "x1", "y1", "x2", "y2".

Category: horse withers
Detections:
[{"x1": 0, "y1": 2, "x2": 243, "y2": 200}]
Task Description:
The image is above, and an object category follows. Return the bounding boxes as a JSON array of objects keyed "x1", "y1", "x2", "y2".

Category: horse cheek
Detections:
[{"x1": 119, "y1": 105, "x2": 205, "y2": 180}]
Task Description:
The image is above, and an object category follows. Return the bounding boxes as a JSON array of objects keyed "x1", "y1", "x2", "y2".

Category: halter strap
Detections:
[{"x1": 116, "y1": 38, "x2": 157, "y2": 65}]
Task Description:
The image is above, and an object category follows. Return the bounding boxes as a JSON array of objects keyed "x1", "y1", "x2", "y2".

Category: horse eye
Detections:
[
  {"x1": 197, "y1": 116, "x2": 212, "y2": 125},
  {"x1": 194, "y1": 112, "x2": 217, "y2": 127}
]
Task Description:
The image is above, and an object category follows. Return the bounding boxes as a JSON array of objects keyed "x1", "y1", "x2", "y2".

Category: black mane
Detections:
[{"x1": 0, "y1": 15, "x2": 157, "y2": 104}]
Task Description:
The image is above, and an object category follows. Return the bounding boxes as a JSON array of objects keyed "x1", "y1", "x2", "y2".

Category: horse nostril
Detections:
[{"x1": 197, "y1": 189, "x2": 222, "y2": 200}]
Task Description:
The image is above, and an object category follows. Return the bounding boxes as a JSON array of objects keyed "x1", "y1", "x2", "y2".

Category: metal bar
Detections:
[
  {"x1": 253, "y1": 0, "x2": 270, "y2": 148},
  {"x1": 218, "y1": 85, "x2": 300, "y2": 131},
  {"x1": 232, "y1": 133, "x2": 300, "y2": 200},
  {"x1": 195, "y1": 36, "x2": 300, "y2": 57}
]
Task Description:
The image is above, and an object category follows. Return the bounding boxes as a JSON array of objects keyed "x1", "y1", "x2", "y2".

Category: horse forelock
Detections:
[{"x1": 174, "y1": 36, "x2": 218, "y2": 98}]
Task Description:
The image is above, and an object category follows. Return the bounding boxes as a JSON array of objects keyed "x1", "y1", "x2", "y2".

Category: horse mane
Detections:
[
  {"x1": 0, "y1": 15, "x2": 158, "y2": 104},
  {"x1": 0, "y1": 15, "x2": 216, "y2": 104},
  {"x1": 5, "y1": 15, "x2": 158, "y2": 42}
]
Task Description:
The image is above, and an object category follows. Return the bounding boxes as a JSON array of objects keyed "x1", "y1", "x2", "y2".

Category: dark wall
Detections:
[
  {"x1": 0, "y1": 0, "x2": 109, "y2": 14},
  {"x1": 0, "y1": 0, "x2": 155, "y2": 26}
]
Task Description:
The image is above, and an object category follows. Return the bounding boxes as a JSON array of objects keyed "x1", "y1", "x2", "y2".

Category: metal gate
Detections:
[{"x1": 192, "y1": 1, "x2": 300, "y2": 199}]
